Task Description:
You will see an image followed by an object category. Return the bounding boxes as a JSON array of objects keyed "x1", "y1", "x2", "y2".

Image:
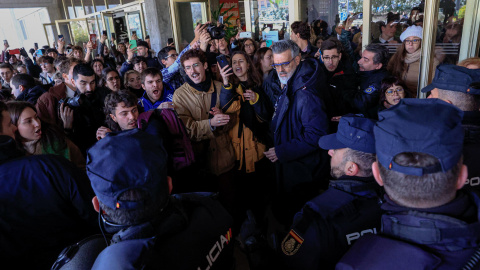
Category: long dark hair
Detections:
[
  {"x1": 253, "y1": 47, "x2": 272, "y2": 77},
  {"x1": 229, "y1": 51, "x2": 272, "y2": 146},
  {"x1": 7, "y1": 101, "x2": 67, "y2": 153},
  {"x1": 102, "y1": 67, "x2": 123, "y2": 90},
  {"x1": 230, "y1": 51, "x2": 263, "y2": 87}
]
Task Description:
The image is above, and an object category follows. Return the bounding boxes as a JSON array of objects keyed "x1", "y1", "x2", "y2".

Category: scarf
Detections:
[
  {"x1": 185, "y1": 72, "x2": 212, "y2": 92},
  {"x1": 404, "y1": 49, "x2": 421, "y2": 64}
]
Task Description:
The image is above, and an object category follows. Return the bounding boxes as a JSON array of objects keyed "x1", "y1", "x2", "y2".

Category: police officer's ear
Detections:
[
  {"x1": 345, "y1": 161, "x2": 359, "y2": 177},
  {"x1": 167, "y1": 176, "x2": 173, "y2": 194},
  {"x1": 92, "y1": 196, "x2": 100, "y2": 213},
  {"x1": 456, "y1": 164, "x2": 468, "y2": 190},
  {"x1": 372, "y1": 161, "x2": 384, "y2": 186}
]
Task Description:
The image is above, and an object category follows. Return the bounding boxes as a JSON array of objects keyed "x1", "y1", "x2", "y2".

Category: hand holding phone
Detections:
[{"x1": 129, "y1": 39, "x2": 137, "y2": 49}]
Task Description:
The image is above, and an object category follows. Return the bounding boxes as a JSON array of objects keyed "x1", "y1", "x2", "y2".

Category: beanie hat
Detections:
[{"x1": 400, "y1": 25, "x2": 423, "y2": 42}]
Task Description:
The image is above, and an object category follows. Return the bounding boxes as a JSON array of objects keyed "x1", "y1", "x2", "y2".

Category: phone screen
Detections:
[
  {"x1": 129, "y1": 39, "x2": 137, "y2": 49},
  {"x1": 168, "y1": 38, "x2": 174, "y2": 44},
  {"x1": 58, "y1": 35, "x2": 64, "y2": 39}
]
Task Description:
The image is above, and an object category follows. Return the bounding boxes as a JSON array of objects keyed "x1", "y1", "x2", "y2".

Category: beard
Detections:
[
  {"x1": 330, "y1": 159, "x2": 348, "y2": 179},
  {"x1": 276, "y1": 68, "x2": 296, "y2": 85}
]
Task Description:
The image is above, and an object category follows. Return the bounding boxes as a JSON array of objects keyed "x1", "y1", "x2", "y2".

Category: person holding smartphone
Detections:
[
  {"x1": 157, "y1": 24, "x2": 211, "y2": 90},
  {"x1": 218, "y1": 50, "x2": 273, "y2": 230}
]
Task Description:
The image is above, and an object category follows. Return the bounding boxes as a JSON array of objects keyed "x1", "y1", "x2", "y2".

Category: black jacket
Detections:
[
  {"x1": 300, "y1": 41, "x2": 319, "y2": 59},
  {"x1": 0, "y1": 135, "x2": 98, "y2": 269},
  {"x1": 16, "y1": 85, "x2": 47, "y2": 104},
  {"x1": 320, "y1": 59, "x2": 357, "y2": 132},
  {"x1": 91, "y1": 193, "x2": 234, "y2": 270},
  {"x1": 70, "y1": 87, "x2": 110, "y2": 154}
]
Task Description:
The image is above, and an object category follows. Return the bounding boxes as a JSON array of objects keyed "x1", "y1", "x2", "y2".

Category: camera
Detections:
[
  {"x1": 206, "y1": 24, "x2": 226, "y2": 40},
  {"x1": 59, "y1": 95, "x2": 86, "y2": 109}
]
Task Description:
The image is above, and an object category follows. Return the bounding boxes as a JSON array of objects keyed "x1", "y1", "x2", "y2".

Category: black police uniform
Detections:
[
  {"x1": 0, "y1": 135, "x2": 98, "y2": 269},
  {"x1": 280, "y1": 176, "x2": 383, "y2": 270},
  {"x1": 462, "y1": 111, "x2": 480, "y2": 191},
  {"x1": 337, "y1": 190, "x2": 480, "y2": 270},
  {"x1": 92, "y1": 193, "x2": 234, "y2": 270}
]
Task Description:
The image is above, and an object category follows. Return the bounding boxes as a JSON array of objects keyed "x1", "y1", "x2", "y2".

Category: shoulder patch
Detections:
[
  {"x1": 363, "y1": 85, "x2": 377, "y2": 94},
  {"x1": 281, "y1": 230, "x2": 304, "y2": 256}
]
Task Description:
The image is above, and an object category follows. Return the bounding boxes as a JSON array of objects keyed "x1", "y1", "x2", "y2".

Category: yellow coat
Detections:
[{"x1": 223, "y1": 84, "x2": 266, "y2": 173}]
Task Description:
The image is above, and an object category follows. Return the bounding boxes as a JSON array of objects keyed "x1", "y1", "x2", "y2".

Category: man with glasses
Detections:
[
  {"x1": 266, "y1": 40, "x2": 330, "y2": 227},
  {"x1": 319, "y1": 39, "x2": 356, "y2": 132},
  {"x1": 173, "y1": 49, "x2": 235, "y2": 194},
  {"x1": 157, "y1": 45, "x2": 189, "y2": 91}
]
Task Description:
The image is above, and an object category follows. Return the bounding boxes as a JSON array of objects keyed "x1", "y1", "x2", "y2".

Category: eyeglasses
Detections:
[
  {"x1": 244, "y1": 43, "x2": 254, "y2": 48},
  {"x1": 386, "y1": 88, "x2": 404, "y2": 96},
  {"x1": 164, "y1": 53, "x2": 178, "y2": 60},
  {"x1": 404, "y1": 39, "x2": 421, "y2": 45},
  {"x1": 271, "y1": 56, "x2": 296, "y2": 70},
  {"x1": 40, "y1": 63, "x2": 51, "y2": 66},
  {"x1": 322, "y1": 55, "x2": 340, "y2": 62},
  {"x1": 184, "y1": 63, "x2": 202, "y2": 71}
]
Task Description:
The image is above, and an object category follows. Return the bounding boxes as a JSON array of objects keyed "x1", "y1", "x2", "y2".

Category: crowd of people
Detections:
[{"x1": 1, "y1": 7, "x2": 480, "y2": 269}]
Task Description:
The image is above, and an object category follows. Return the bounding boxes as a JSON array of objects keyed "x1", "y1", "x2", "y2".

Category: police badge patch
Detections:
[
  {"x1": 281, "y1": 229, "x2": 304, "y2": 256},
  {"x1": 364, "y1": 85, "x2": 377, "y2": 94}
]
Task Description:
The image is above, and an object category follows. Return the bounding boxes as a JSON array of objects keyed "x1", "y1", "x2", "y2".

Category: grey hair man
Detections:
[{"x1": 266, "y1": 40, "x2": 330, "y2": 227}]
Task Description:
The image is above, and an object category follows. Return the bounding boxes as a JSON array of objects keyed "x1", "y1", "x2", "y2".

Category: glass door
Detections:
[
  {"x1": 55, "y1": 18, "x2": 90, "y2": 46},
  {"x1": 126, "y1": 11, "x2": 144, "y2": 40},
  {"x1": 170, "y1": 0, "x2": 209, "y2": 51}
]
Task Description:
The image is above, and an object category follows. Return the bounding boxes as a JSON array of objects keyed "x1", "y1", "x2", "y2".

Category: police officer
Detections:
[
  {"x1": 337, "y1": 99, "x2": 480, "y2": 269},
  {"x1": 280, "y1": 115, "x2": 383, "y2": 270},
  {"x1": 86, "y1": 129, "x2": 234, "y2": 269},
  {"x1": 421, "y1": 64, "x2": 480, "y2": 193}
]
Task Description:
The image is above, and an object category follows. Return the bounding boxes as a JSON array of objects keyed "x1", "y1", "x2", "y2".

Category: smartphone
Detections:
[
  {"x1": 218, "y1": 16, "x2": 224, "y2": 24},
  {"x1": 90, "y1": 34, "x2": 97, "y2": 49},
  {"x1": 239, "y1": 32, "x2": 252, "y2": 39},
  {"x1": 102, "y1": 30, "x2": 107, "y2": 36},
  {"x1": 132, "y1": 31, "x2": 137, "y2": 35},
  {"x1": 36, "y1": 49, "x2": 43, "y2": 56},
  {"x1": 111, "y1": 33, "x2": 116, "y2": 39},
  {"x1": 129, "y1": 39, "x2": 137, "y2": 49},
  {"x1": 58, "y1": 34, "x2": 64, "y2": 39},
  {"x1": 266, "y1": 40, "x2": 273, "y2": 47},
  {"x1": 216, "y1": 54, "x2": 229, "y2": 69},
  {"x1": 9, "y1": 48, "x2": 20, "y2": 55},
  {"x1": 34, "y1": 42, "x2": 38, "y2": 49},
  {"x1": 3, "y1": 40, "x2": 8, "y2": 46},
  {"x1": 167, "y1": 38, "x2": 174, "y2": 45}
]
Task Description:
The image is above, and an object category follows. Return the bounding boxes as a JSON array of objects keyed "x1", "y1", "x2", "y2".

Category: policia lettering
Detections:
[{"x1": 198, "y1": 228, "x2": 232, "y2": 270}]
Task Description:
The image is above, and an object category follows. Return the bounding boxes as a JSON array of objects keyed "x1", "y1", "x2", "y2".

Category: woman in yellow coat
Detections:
[{"x1": 219, "y1": 50, "x2": 274, "y2": 226}]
